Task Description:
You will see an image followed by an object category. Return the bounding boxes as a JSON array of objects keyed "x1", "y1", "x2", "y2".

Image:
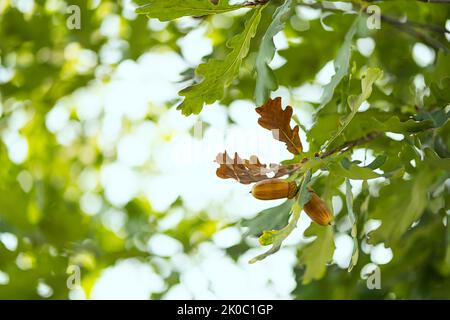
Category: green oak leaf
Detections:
[
  {"x1": 135, "y1": 0, "x2": 243, "y2": 21},
  {"x1": 373, "y1": 116, "x2": 434, "y2": 133},
  {"x1": 248, "y1": 202, "x2": 300, "y2": 263},
  {"x1": 368, "y1": 172, "x2": 434, "y2": 246},
  {"x1": 178, "y1": 6, "x2": 265, "y2": 115},
  {"x1": 300, "y1": 223, "x2": 335, "y2": 284},
  {"x1": 329, "y1": 158, "x2": 382, "y2": 180},
  {"x1": 369, "y1": 147, "x2": 450, "y2": 246},
  {"x1": 325, "y1": 67, "x2": 382, "y2": 149},
  {"x1": 241, "y1": 199, "x2": 293, "y2": 238},
  {"x1": 319, "y1": 15, "x2": 360, "y2": 110},
  {"x1": 416, "y1": 109, "x2": 450, "y2": 129},
  {"x1": 309, "y1": 110, "x2": 434, "y2": 151},
  {"x1": 347, "y1": 68, "x2": 383, "y2": 113},
  {"x1": 297, "y1": 169, "x2": 313, "y2": 206},
  {"x1": 345, "y1": 179, "x2": 358, "y2": 272},
  {"x1": 424, "y1": 148, "x2": 450, "y2": 171},
  {"x1": 366, "y1": 155, "x2": 387, "y2": 170},
  {"x1": 255, "y1": 0, "x2": 294, "y2": 105}
]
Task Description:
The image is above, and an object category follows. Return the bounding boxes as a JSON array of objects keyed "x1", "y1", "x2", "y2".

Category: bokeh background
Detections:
[{"x1": 0, "y1": 0, "x2": 449, "y2": 299}]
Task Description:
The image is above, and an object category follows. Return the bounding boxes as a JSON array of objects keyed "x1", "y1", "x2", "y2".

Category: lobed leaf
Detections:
[
  {"x1": 345, "y1": 179, "x2": 359, "y2": 272},
  {"x1": 367, "y1": 146, "x2": 449, "y2": 246},
  {"x1": 135, "y1": 0, "x2": 243, "y2": 21},
  {"x1": 329, "y1": 158, "x2": 382, "y2": 180},
  {"x1": 319, "y1": 15, "x2": 360, "y2": 110},
  {"x1": 309, "y1": 110, "x2": 434, "y2": 151},
  {"x1": 242, "y1": 200, "x2": 294, "y2": 238},
  {"x1": 297, "y1": 169, "x2": 312, "y2": 207},
  {"x1": 255, "y1": 97, "x2": 303, "y2": 155},
  {"x1": 300, "y1": 223, "x2": 335, "y2": 284},
  {"x1": 215, "y1": 151, "x2": 295, "y2": 184},
  {"x1": 178, "y1": 6, "x2": 265, "y2": 115},
  {"x1": 255, "y1": 0, "x2": 294, "y2": 105},
  {"x1": 368, "y1": 173, "x2": 431, "y2": 246},
  {"x1": 324, "y1": 67, "x2": 382, "y2": 149}
]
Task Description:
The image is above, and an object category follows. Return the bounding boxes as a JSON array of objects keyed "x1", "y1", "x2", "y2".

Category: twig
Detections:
[
  {"x1": 284, "y1": 131, "x2": 383, "y2": 175},
  {"x1": 244, "y1": 0, "x2": 271, "y2": 7},
  {"x1": 296, "y1": 0, "x2": 450, "y2": 54},
  {"x1": 358, "y1": 1, "x2": 450, "y2": 53},
  {"x1": 319, "y1": 131, "x2": 382, "y2": 158},
  {"x1": 406, "y1": 20, "x2": 450, "y2": 35},
  {"x1": 369, "y1": 7, "x2": 450, "y2": 54}
]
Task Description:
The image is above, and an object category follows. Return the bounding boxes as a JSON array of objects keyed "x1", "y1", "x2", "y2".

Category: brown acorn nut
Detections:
[
  {"x1": 251, "y1": 179, "x2": 298, "y2": 200},
  {"x1": 303, "y1": 189, "x2": 333, "y2": 226}
]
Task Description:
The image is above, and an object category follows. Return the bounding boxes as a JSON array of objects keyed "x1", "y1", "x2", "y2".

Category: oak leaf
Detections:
[
  {"x1": 215, "y1": 152, "x2": 295, "y2": 185},
  {"x1": 135, "y1": 0, "x2": 243, "y2": 21},
  {"x1": 255, "y1": 97, "x2": 303, "y2": 155},
  {"x1": 177, "y1": 6, "x2": 264, "y2": 115}
]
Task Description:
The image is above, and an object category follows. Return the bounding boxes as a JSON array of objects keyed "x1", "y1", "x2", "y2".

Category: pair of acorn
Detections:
[{"x1": 251, "y1": 178, "x2": 332, "y2": 226}]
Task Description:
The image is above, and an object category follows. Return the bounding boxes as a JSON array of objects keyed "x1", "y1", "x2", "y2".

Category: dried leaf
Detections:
[
  {"x1": 215, "y1": 151, "x2": 295, "y2": 185},
  {"x1": 255, "y1": 97, "x2": 303, "y2": 155}
]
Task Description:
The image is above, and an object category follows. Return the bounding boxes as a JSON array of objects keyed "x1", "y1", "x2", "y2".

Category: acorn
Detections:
[
  {"x1": 251, "y1": 179, "x2": 298, "y2": 200},
  {"x1": 303, "y1": 189, "x2": 333, "y2": 226}
]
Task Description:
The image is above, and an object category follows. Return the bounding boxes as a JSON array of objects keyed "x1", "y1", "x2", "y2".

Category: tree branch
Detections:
[
  {"x1": 283, "y1": 131, "x2": 382, "y2": 176},
  {"x1": 296, "y1": 0, "x2": 450, "y2": 54},
  {"x1": 319, "y1": 131, "x2": 382, "y2": 159}
]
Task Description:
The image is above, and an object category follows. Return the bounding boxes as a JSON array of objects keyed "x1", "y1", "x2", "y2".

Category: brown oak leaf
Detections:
[
  {"x1": 215, "y1": 152, "x2": 295, "y2": 184},
  {"x1": 255, "y1": 97, "x2": 303, "y2": 155}
]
